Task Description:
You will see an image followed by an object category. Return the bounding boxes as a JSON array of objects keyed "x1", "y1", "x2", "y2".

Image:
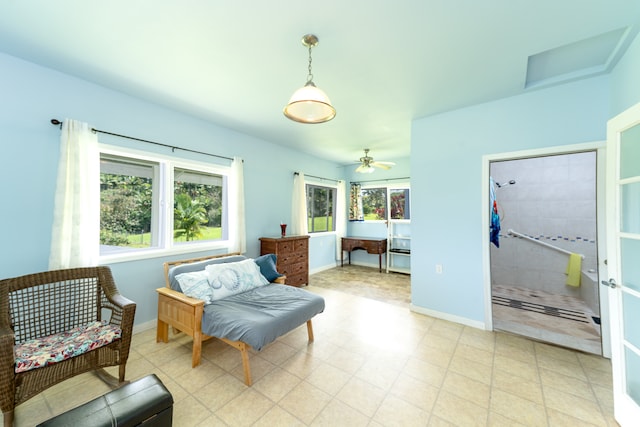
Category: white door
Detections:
[{"x1": 605, "y1": 101, "x2": 640, "y2": 425}]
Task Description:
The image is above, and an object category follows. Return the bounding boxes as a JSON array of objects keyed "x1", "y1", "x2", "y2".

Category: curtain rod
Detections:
[
  {"x1": 50, "y1": 119, "x2": 234, "y2": 162},
  {"x1": 294, "y1": 172, "x2": 341, "y2": 183},
  {"x1": 351, "y1": 176, "x2": 410, "y2": 184}
]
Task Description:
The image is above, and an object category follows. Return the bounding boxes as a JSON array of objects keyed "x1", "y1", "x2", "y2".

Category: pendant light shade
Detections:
[{"x1": 284, "y1": 34, "x2": 336, "y2": 124}]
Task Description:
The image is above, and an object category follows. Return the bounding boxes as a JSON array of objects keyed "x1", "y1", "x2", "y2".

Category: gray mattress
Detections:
[{"x1": 201, "y1": 283, "x2": 325, "y2": 351}]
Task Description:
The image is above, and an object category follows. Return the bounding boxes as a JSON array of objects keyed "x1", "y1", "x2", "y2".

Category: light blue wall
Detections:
[
  {"x1": 410, "y1": 76, "x2": 610, "y2": 323},
  {"x1": 0, "y1": 52, "x2": 341, "y2": 326},
  {"x1": 611, "y1": 28, "x2": 640, "y2": 115}
]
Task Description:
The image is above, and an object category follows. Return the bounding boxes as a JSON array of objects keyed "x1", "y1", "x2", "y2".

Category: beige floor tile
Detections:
[
  {"x1": 454, "y1": 342, "x2": 495, "y2": 367},
  {"x1": 492, "y1": 369, "x2": 544, "y2": 405},
  {"x1": 490, "y1": 388, "x2": 548, "y2": 426},
  {"x1": 543, "y1": 387, "x2": 608, "y2": 426},
  {"x1": 413, "y1": 341, "x2": 456, "y2": 368},
  {"x1": 428, "y1": 415, "x2": 459, "y2": 426},
  {"x1": 280, "y1": 350, "x2": 323, "y2": 379},
  {"x1": 546, "y1": 407, "x2": 604, "y2": 427},
  {"x1": 487, "y1": 411, "x2": 528, "y2": 426},
  {"x1": 403, "y1": 357, "x2": 447, "y2": 387},
  {"x1": 442, "y1": 371, "x2": 491, "y2": 408},
  {"x1": 192, "y1": 373, "x2": 247, "y2": 411},
  {"x1": 538, "y1": 367, "x2": 596, "y2": 401},
  {"x1": 215, "y1": 388, "x2": 274, "y2": 426},
  {"x1": 306, "y1": 362, "x2": 352, "y2": 395},
  {"x1": 534, "y1": 341, "x2": 581, "y2": 364},
  {"x1": 494, "y1": 340, "x2": 537, "y2": 365},
  {"x1": 458, "y1": 326, "x2": 496, "y2": 352},
  {"x1": 336, "y1": 376, "x2": 386, "y2": 417},
  {"x1": 390, "y1": 373, "x2": 440, "y2": 412},
  {"x1": 373, "y1": 394, "x2": 430, "y2": 427},
  {"x1": 259, "y1": 341, "x2": 300, "y2": 365},
  {"x1": 421, "y1": 332, "x2": 459, "y2": 353},
  {"x1": 493, "y1": 354, "x2": 540, "y2": 383},
  {"x1": 536, "y1": 353, "x2": 589, "y2": 382},
  {"x1": 279, "y1": 381, "x2": 332, "y2": 424},
  {"x1": 448, "y1": 354, "x2": 493, "y2": 385},
  {"x1": 253, "y1": 367, "x2": 303, "y2": 402},
  {"x1": 354, "y1": 358, "x2": 402, "y2": 390},
  {"x1": 311, "y1": 399, "x2": 370, "y2": 427},
  {"x1": 253, "y1": 406, "x2": 305, "y2": 426},
  {"x1": 324, "y1": 347, "x2": 366, "y2": 375},
  {"x1": 172, "y1": 395, "x2": 213, "y2": 427},
  {"x1": 432, "y1": 390, "x2": 488, "y2": 427}
]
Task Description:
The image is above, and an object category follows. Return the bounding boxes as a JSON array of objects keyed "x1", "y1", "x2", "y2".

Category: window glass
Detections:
[
  {"x1": 100, "y1": 155, "x2": 156, "y2": 251},
  {"x1": 174, "y1": 168, "x2": 223, "y2": 243},
  {"x1": 362, "y1": 187, "x2": 387, "y2": 220},
  {"x1": 390, "y1": 188, "x2": 411, "y2": 219},
  {"x1": 307, "y1": 184, "x2": 335, "y2": 232},
  {"x1": 99, "y1": 149, "x2": 230, "y2": 258}
]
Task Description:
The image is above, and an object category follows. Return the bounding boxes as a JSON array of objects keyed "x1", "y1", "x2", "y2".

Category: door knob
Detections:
[{"x1": 601, "y1": 278, "x2": 617, "y2": 289}]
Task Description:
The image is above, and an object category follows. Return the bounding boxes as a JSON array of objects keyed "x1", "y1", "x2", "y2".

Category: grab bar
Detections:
[{"x1": 507, "y1": 229, "x2": 585, "y2": 259}]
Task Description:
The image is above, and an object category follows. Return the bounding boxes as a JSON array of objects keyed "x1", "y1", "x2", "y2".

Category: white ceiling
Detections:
[{"x1": 1, "y1": 1, "x2": 639, "y2": 165}]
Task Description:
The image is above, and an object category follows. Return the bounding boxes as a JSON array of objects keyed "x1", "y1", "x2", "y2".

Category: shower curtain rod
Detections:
[
  {"x1": 50, "y1": 119, "x2": 234, "y2": 162},
  {"x1": 508, "y1": 229, "x2": 585, "y2": 259}
]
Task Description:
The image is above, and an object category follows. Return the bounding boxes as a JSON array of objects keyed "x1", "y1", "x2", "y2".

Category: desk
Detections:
[{"x1": 341, "y1": 237, "x2": 387, "y2": 273}]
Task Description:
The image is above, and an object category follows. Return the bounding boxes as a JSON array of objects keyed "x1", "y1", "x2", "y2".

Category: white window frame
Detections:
[
  {"x1": 99, "y1": 144, "x2": 233, "y2": 263},
  {"x1": 361, "y1": 182, "x2": 411, "y2": 222},
  {"x1": 306, "y1": 179, "x2": 338, "y2": 235}
]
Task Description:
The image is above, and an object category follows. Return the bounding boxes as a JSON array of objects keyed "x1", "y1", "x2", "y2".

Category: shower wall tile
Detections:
[{"x1": 490, "y1": 152, "x2": 598, "y2": 298}]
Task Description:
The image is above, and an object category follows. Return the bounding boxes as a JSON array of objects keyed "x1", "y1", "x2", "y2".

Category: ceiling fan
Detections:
[{"x1": 355, "y1": 149, "x2": 395, "y2": 173}]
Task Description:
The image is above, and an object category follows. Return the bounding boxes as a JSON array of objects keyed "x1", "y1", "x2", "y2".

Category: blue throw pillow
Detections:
[{"x1": 254, "y1": 254, "x2": 282, "y2": 282}]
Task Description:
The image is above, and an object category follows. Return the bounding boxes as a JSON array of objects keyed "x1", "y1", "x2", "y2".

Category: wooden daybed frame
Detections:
[{"x1": 155, "y1": 253, "x2": 315, "y2": 386}]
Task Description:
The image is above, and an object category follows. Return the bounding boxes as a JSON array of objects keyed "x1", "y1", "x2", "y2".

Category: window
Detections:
[
  {"x1": 100, "y1": 147, "x2": 230, "y2": 258},
  {"x1": 362, "y1": 187, "x2": 387, "y2": 220},
  {"x1": 390, "y1": 188, "x2": 410, "y2": 219},
  {"x1": 361, "y1": 185, "x2": 410, "y2": 221},
  {"x1": 306, "y1": 184, "x2": 336, "y2": 232}
]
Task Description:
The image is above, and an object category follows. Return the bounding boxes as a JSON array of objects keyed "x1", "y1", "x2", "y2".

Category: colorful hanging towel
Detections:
[
  {"x1": 489, "y1": 177, "x2": 500, "y2": 248},
  {"x1": 490, "y1": 200, "x2": 501, "y2": 247},
  {"x1": 565, "y1": 253, "x2": 582, "y2": 287}
]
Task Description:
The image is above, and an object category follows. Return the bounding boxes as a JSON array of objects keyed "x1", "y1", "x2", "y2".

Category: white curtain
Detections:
[
  {"x1": 291, "y1": 173, "x2": 308, "y2": 235},
  {"x1": 228, "y1": 157, "x2": 246, "y2": 253},
  {"x1": 49, "y1": 119, "x2": 100, "y2": 269},
  {"x1": 335, "y1": 180, "x2": 346, "y2": 259}
]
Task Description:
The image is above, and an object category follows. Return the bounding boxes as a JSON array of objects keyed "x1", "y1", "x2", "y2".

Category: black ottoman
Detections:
[{"x1": 38, "y1": 374, "x2": 173, "y2": 427}]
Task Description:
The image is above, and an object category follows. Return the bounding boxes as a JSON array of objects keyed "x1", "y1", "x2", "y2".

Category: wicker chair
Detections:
[{"x1": 0, "y1": 267, "x2": 136, "y2": 427}]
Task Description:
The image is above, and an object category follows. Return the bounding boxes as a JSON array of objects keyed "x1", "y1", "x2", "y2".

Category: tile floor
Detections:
[
  {"x1": 492, "y1": 285, "x2": 602, "y2": 356},
  {"x1": 6, "y1": 284, "x2": 616, "y2": 426}
]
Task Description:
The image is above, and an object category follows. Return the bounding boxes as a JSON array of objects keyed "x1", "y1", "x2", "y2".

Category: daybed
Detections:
[{"x1": 156, "y1": 253, "x2": 325, "y2": 386}]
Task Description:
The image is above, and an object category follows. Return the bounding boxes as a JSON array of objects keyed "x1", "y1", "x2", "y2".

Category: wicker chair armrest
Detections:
[
  {"x1": 0, "y1": 326, "x2": 16, "y2": 390},
  {"x1": 155, "y1": 287, "x2": 205, "y2": 307},
  {"x1": 273, "y1": 275, "x2": 287, "y2": 284}
]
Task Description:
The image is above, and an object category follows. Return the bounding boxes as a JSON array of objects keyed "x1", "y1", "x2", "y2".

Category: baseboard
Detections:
[
  {"x1": 133, "y1": 319, "x2": 156, "y2": 335},
  {"x1": 309, "y1": 262, "x2": 339, "y2": 275},
  {"x1": 410, "y1": 304, "x2": 488, "y2": 330}
]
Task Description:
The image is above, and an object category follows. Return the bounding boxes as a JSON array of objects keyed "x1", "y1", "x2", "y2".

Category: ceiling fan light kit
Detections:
[
  {"x1": 355, "y1": 149, "x2": 395, "y2": 173},
  {"x1": 284, "y1": 34, "x2": 336, "y2": 124}
]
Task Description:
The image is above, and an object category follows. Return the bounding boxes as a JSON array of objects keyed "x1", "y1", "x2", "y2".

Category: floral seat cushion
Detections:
[{"x1": 14, "y1": 321, "x2": 122, "y2": 373}]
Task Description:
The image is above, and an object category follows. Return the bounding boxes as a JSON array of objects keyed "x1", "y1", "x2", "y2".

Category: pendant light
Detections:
[{"x1": 284, "y1": 34, "x2": 336, "y2": 124}]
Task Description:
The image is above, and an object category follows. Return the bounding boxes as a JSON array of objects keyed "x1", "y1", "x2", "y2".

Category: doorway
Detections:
[{"x1": 488, "y1": 149, "x2": 604, "y2": 355}]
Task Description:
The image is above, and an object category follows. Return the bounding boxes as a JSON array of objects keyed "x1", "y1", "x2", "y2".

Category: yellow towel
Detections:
[{"x1": 565, "y1": 253, "x2": 582, "y2": 287}]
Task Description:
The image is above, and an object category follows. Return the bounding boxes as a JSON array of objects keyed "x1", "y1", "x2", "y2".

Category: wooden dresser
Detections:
[{"x1": 259, "y1": 235, "x2": 309, "y2": 287}]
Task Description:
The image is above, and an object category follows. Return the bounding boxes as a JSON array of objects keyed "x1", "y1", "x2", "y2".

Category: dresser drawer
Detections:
[
  {"x1": 285, "y1": 272, "x2": 308, "y2": 287},
  {"x1": 278, "y1": 261, "x2": 307, "y2": 276},
  {"x1": 279, "y1": 252, "x2": 307, "y2": 265}
]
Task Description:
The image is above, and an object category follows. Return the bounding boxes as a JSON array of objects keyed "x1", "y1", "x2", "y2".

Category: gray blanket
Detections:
[{"x1": 202, "y1": 283, "x2": 325, "y2": 351}]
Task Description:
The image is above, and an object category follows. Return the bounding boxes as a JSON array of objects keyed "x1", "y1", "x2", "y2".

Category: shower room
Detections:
[{"x1": 489, "y1": 151, "x2": 602, "y2": 355}]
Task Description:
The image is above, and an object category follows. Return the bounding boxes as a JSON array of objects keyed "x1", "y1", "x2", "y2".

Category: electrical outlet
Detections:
[{"x1": 436, "y1": 264, "x2": 443, "y2": 274}]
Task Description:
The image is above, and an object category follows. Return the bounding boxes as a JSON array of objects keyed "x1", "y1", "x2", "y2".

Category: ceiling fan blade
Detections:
[
  {"x1": 354, "y1": 164, "x2": 367, "y2": 173},
  {"x1": 371, "y1": 162, "x2": 393, "y2": 170}
]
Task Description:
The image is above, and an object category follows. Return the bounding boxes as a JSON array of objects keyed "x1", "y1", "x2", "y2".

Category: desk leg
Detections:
[
  {"x1": 341, "y1": 250, "x2": 344, "y2": 267},
  {"x1": 378, "y1": 254, "x2": 382, "y2": 273}
]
